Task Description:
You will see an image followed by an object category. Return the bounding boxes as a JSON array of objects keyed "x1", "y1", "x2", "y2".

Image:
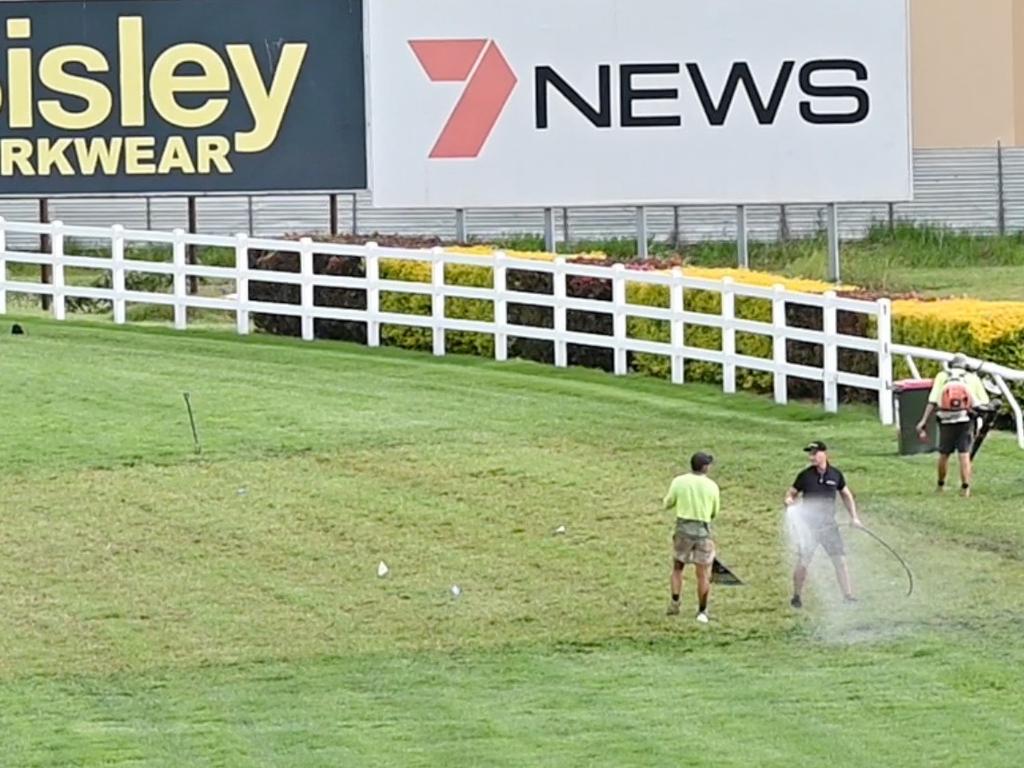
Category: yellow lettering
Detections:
[
  {"x1": 197, "y1": 135, "x2": 232, "y2": 173},
  {"x1": 73, "y1": 137, "x2": 123, "y2": 174},
  {"x1": 6, "y1": 18, "x2": 30, "y2": 39},
  {"x1": 8, "y1": 48, "x2": 33, "y2": 128},
  {"x1": 125, "y1": 136, "x2": 156, "y2": 173},
  {"x1": 150, "y1": 44, "x2": 230, "y2": 128},
  {"x1": 1, "y1": 139, "x2": 35, "y2": 176},
  {"x1": 118, "y1": 17, "x2": 145, "y2": 127},
  {"x1": 39, "y1": 46, "x2": 112, "y2": 130},
  {"x1": 157, "y1": 136, "x2": 196, "y2": 174},
  {"x1": 227, "y1": 43, "x2": 307, "y2": 153},
  {"x1": 37, "y1": 138, "x2": 75, "y2": 175}
]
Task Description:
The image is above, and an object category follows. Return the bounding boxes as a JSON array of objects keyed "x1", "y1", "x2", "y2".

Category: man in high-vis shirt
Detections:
[
  {"x1": 915, "y1": 353, "x2": 990, "y2": 497},
  {"x1": 662, "y1": 452, "x2": 720, "y2": 623}
]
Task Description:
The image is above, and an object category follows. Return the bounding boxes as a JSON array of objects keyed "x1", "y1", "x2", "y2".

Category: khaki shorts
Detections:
[{"x1": 673, "y1": 532, "x2": 716, "y2": 566}]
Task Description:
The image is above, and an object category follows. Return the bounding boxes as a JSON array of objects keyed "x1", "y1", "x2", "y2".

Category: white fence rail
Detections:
[
  {"x1": 4, "y1": 219, "x2": 1022, "y2": 446},
  {"x1": 0, "y1": 218, "x2": 900, "y2": 426}
]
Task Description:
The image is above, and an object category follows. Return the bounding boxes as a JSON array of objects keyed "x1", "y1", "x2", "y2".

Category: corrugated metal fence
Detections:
[{"x1": 0, "y1": 148, "x2": 1015, "y2": 247}]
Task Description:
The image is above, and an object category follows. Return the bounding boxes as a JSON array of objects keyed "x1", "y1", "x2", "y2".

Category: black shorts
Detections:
[{"x1": 938, "y1": 421, "x2": 974, "y2": 456}]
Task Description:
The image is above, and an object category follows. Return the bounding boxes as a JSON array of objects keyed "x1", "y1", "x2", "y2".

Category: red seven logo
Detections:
[{"x1": 409, "y1": 39, "x2": 518, "y2": 159}]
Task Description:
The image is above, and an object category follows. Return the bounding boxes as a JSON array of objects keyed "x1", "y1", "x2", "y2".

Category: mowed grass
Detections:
[{"x1": 1, "y1": 319, "x2": 1024, "y2": 766}]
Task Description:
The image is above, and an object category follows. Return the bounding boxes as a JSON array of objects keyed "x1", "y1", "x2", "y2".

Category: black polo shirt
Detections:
[{"x1": 792, "y1": 464, "x2": 846, "y2": 509}]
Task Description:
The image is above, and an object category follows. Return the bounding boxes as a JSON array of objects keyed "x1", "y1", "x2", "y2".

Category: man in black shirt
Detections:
[{"x1": 784, "y1": 441, "x2": 863, "y2": 608}]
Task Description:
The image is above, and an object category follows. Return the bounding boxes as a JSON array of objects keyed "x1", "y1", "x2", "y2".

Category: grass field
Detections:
[{"x1": 2, "y1": 318, "x2": 1024, "y2": 766}]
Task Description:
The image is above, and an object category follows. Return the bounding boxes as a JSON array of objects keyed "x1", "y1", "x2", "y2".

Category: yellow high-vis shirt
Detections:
[{"x1": 663, "y1": 473, "x2": 720, "y2": 524}]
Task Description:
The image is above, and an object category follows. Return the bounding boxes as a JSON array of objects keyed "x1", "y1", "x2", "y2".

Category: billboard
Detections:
[
  {"x1": 0, "y1": 0, "x2": 366, "y2": 195},
  {"x1": 366, "y1": 0, "x2": 912, "y2": 208}
]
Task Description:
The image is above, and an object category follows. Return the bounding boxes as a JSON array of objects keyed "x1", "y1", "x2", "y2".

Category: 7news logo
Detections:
[
  {"x1": 409, "y1": 39, "x2": 517, "y2": 159},
  {"x1": 411, "y1": 38, "x2": 872, "y2": 161}
]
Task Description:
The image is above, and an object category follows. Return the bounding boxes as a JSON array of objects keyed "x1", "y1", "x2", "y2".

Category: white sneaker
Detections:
[{"x1": 696, "y1": 611, "x2": 710, "y2": 624}]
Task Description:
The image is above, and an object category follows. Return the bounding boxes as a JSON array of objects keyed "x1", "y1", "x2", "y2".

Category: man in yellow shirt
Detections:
[
  {"x1": 662, "y1": 452, "x2": 720, "y2": 623},
  {"x1": 915, "y1": 353, "x2": 990, "y2": 497}
]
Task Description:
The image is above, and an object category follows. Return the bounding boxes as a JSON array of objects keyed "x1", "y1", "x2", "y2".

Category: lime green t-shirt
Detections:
[
  {"x1": 928, "y1": 369, "x2": 990, "y2": 423},
  {"x1": 663, "y1": 473, "x2": 720, "y2": 524}
]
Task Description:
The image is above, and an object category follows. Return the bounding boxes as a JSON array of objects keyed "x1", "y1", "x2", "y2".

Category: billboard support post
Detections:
[
  {"x1": 39, "y1": 199, "x2": 52, "y2": 311},
  {"x1": 455, "y1": 209, "x2": 467, "y2": 243},
  {"x1": 544, "y1": 208, "x2": 556, "y2": 252},
  {"x1": 737, "y1": 205, "x2": 749, "y2": 269},
  {"x1": 187, "y1": 196, "x2": 198, "y2": 295},
  {"x1": 827, "y1": 203, "x2": 841, "y2": 283},
  {"x1": 636, "y1": 206, "x2": 648, "y2": 259}
]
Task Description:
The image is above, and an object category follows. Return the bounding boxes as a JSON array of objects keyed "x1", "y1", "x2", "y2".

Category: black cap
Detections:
[
  {"x1": 803, "y1": 441, "x2": 827, "y2": 453},
  {"x1": 690, "y1": 452, "x2": 714, "y2": 471}
]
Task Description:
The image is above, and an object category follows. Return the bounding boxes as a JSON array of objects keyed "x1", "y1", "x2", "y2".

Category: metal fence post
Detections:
[
  {"x1": 234, "y1": 233, "x2": 250, "y2": 335},
  {"x1": 366, "y1": 242, "x2": 381, "y2": 348},
  {"x1": 670, "y1": 267, "x2": 685, "y2": 384},
  {"x1": 0, "y1": 217, "x2": 6, "y2": 316},
  {"x1": 553, "y1": 257, "x2": 567, "y2": 368},
  {"x1": 172, "y1": 228, "x2": 187, "y2": 330},
  {"x1": 111, "y1": 224, "x2": 126, "y2": 324},
  {"x1": 823, "y1": 291, "x2": 839, "y2": 413},
  {"x1": 772, "y1": 284, "x2": 787, "y2": 405},
  {"x1": 877, "y1": 298, "x2": 895, "y2": 426},
  {"x1": 721, "y1": 277, "x2": 736, "y2": 394},
  {"x1": 494, "y1": 252, "x2": 508, "y2": 362},
  {"x1": 51, "y1": 221, "x2": 65, "y2": 321},
  {"x1": 611, "y1": 264, "x2": 628, "y2": 375},
  {"x1": 299, "y1": 237, "x2": 314, "y2": 341},
  {"x1": 431, "y1": 247, "x2": 446, "y2": 356}
]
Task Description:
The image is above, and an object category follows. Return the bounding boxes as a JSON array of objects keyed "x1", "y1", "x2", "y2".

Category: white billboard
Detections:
[{"x1": 366, "y1": 0, "x2": 911, "y2": 208}]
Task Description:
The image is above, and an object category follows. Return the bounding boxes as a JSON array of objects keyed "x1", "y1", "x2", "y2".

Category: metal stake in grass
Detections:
[{"x1": 183, "y1": 392, "x2": 201, "y2": 454}]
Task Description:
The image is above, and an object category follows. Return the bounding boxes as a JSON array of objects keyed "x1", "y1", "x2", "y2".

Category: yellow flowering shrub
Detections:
[
  {"x1": 892, "y1": 298, "x2": 1024, "y2": 376},
  {"x1": 296, "y1": 240, "x2": 1024, "y2": 392}
]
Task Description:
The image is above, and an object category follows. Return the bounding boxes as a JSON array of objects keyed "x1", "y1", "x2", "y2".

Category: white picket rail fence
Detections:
[{"x1": 0, "y1": 214, "x2": 975, "y2": 432}]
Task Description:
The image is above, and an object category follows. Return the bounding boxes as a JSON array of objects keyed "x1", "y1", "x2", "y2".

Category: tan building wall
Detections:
[{"x1": 912, "y1": 0, "x2": 1024, "y2": 148}]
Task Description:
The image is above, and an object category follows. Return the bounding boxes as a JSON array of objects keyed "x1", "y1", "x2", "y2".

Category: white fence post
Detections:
[
  {"x1": 877, "y1": 298, "x2": 895, "y2": 426},
  {"x1": 51, "y1": 221, "x2": 66, "y2": 321},
  {"x1": 670, "y1": 267, "x2": 685, "y2": 384},
  {"x1": 612, "y1": 264, "x2": 627, "y2": 375},
  {"x1": 299, "y1": 237, "x2": 314, "y2": 342},
  {"x1": 366, "y1": 242, "x2": 380, "y2": 348},
  {"x1": 431, "y1": 247, "x2": 445, "y2": 356},
  {"x1": 772, "y1": 284, "x2": 787, "y2": 405},
  {"x1": 0, "y1": 217, "x2": 7, "y2": 315},
  {"x1": 823, "y1": 290, "x2": 839, "y2": 413},
  {"x1": 721, "y1": 277, "x2": 736, "y2": 393},
  {"x1": 494, "y1": 252, "x2": 508, "y2": 362},
  {"x1": 172, "y1": 229, "x2": 187, "y2": 330},
  {"x1": 234, "y1": 233, "x2": 249, "y2": 335},
  {"x1": 111, "y1": 225, "x2": 126, "y2": 324},
  {"x1": 554, "y1": 257, "x2": 567, "y2": 368}
]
